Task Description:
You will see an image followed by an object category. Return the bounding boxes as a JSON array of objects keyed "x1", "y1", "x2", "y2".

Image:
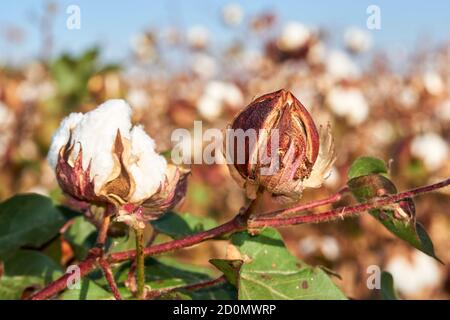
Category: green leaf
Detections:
[
  {"x1": 380, "y1": 271, "x2": 399, "y2": 300},
  {"x1": 0, "y1": 276, "x2": 43, "y2": 300},
  {"x1": 152, "y1": 212, "x2": 218, "y2": 239},
  {"x1": 64, "y1": 216, "x2": 97, "y2": 260},
  {"x1": 59, "y1": 278, "x2": 115, "y2": 300},
  {"x1": 209, "y1": 259, "x2": 242, "y2": 287},
  {"x1": 231, "y1": 228, "x2": 346, "y2": 300},
  {"x1": 0, "y1": 194, "x2": 69, "y2": 256},
  {"x1": 2, "y1": 250, "x2": 63, "y2": 283},
  {"x1": 348, "y1": 174, "x2": 441, "y2": 262},
  {"x1": 348, "y1": 156, "x2": 388, "y2": 179}
]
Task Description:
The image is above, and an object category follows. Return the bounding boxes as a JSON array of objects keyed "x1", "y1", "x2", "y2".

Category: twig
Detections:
[
  {"x1": 135, "y1": 228, "x2": 145, "y2": 299},
  {"x1": 145, "y1": 275, "x2": 227, "y2": 300},
  {"x1": 98, "y1": 258, "x2": 122, "y2": 300}
]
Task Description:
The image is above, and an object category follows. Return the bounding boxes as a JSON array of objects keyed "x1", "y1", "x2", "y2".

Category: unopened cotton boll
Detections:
[
  {"x1": 344, "y1": 27, "x2": 372, "y2": 53},
  {"x1": 222, "y1": 3, "x2": 243, "y2": 27},
  {"x1": 47, "y1": 99, "x2": 189, "y2": 228},
  {"x1": 326, "y1": 87, "x2": 369, "y2": 125},
  {"x1": 326, "y1": 50, "x2": 360, "y2": 80},
  {"x1": 386, "y1": 251, "x2": 442, "y2": 296},
  {"x1": 277, "y1": 22, "x2": 310, "y2": 51},
  {"x1": 187, "y1": 25, "x2": 210, "y2": 50},
  {"x1": 410, "y1": 132, "x2": 449, "y2": 171}
]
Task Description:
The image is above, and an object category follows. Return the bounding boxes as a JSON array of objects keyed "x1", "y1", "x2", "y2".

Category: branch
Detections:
[
  {"x1": 98, "y1": 258, "x2": 122, "y2": 300},
  {"x1": 29, "y1": 177, "x2": 450, "y2": 300},
  {"x1": 145, "y1": 275, "x2": 227, "y2": 300}
]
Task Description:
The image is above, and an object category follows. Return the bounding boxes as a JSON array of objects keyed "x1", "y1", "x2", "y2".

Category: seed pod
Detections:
[{"x1": 227, "y1": 89, "x2": 335, "y2": 202}]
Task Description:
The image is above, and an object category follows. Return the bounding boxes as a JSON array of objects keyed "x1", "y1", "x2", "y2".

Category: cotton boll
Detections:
[
  {"x1": 222, "y1": 3, "x2": 243, "y2": 27},
  {"x1": 197, "y1": 81, "x2": 244, "y2": 120},
  {"x1": 326, "y1": 50, "x2": 360, "y2": 80},
  {"x1": 326, "y1": 87, "x2": 369, "y2": 125},
  {"x1": 298, "y1": 236, "x2": 319, "y2": 256},
  {"x1": 411, "y1": 132, "x2": 449, "y2": 171},
  {"x1": 187, "y1": 25, "x2": 210, "y2": 50},
  {"x1": 128, "y1": 126, "x2": 167, "y2": 202},
  {"x1": 307, "y1": 41, "x2": 326, "y2": 65},
  {"x1": 191, "y1": 54, "x2": 217, "y2": 79},
  {"x1": 386, "y1": 251, "x2": 442, "y2": 296},
  {"x1": 277, "y1": 22, "x2": 310, "y2": 51},
  {"x1": 423, "y1": 72, "x2": 444, "y2": 96},
  {"x1": 198, "y1": 94, "x2": 223, "y2": 121},
  {"x1": 344, "y1": 27, "x2": 372, "y2": 53}
]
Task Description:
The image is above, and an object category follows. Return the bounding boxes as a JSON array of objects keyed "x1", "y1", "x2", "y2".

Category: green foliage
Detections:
[
  {"x1": 348, "y1": 158, "x2": 440, "y2": 262},
  {"x1": 211, "y1": 228, "x2": 346, "y2": 300},
  {"x1": 348, "y1": 156, "x2": 388, "y2": 180},
  {"x1": 380, "y1": 271, "x2": 399, "y2": 300},
  {"x1": 152, "y1": 212, "x2": 218, "y2": 239},
  {"x1": 0, "y1": 194, "x2": 72, "y2": 257}
]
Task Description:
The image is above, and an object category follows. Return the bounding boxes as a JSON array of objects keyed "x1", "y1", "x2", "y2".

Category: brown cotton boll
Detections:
[{"x1": 226, "y1": 89, "x2": 335, "y2": 202}]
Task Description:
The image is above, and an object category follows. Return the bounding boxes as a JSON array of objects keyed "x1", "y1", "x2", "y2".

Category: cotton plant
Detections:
[{"x1": 24, "y1": 90, "x2": 449, "y2": 301}]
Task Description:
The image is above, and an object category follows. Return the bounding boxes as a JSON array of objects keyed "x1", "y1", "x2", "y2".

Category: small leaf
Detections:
[
  {"x1": 231, "y1": 228, "x2": 346, "y2": 300},
  {"x1": 348, "y1": 156, "x2": 388, "y2": 180},
  {"x1": 348, "y1": 174, "x2": 441, "y2": 262},
  {"x1": 64, "y1": 216, "x2": 97, "y2": 260},
  {"x1": 152, "y1": 212, "x2": 218, "y2": 240},
  {"x1": 381, "y1": 271, "x2": 399, "y2": 300},
  {"x1": 2, "y1": 250, "x2": 63, "y2": 283},
  {"x1": 0, "y1": 194, "x2": 70, "y2": 256},
  {"x1": 59, "y1": 278, "x2": 115, "y2": 300},
  {"x1": 209, "y1": 259, "x2": 243, "y2": 287}
]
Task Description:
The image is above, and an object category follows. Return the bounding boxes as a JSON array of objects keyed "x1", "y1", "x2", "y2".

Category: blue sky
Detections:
[{"x1": 1, "y1": 0, "x2": 449, "y2": 64}]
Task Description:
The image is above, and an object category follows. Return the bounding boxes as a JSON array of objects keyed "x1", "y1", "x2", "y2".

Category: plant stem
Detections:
[
  {"x1": 146, "y1": 275, "x2": 226, "y2": 300},
  {"x1": 98, "y1": 258, "x2": 122, "y2": 300},
  {"x1": 28, "y1": 177, "x2": 450, "y2": 300},
  {"x1": 135, "y1": 228, "x2": 145, "y2": 300}
]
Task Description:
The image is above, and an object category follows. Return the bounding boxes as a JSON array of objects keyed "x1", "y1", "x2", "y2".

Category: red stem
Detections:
[{"x1": 98, "y1": 259, "x2": 122, "y2": 300}]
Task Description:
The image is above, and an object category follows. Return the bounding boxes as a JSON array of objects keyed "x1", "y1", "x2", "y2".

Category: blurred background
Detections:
[{"x1": 1, "y1": 0, "x2": 450, "y2": 299}]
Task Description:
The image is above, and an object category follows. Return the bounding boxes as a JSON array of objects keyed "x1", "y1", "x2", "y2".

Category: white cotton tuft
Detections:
[
  {"x1": 386, "y1": 251, "x2": 442, "y2": 296},
  {"x1": 47, "y1": 112, "x2": 83, "y2": 170},
  {"x1": 344, "y1": 27, "x2": 372, "y2": 53},
  {"x1": 326, "y1": 87, "x2": 369, "y2": 125},
  {"x1": 197, "y1": 81, "x2": 244, "y2": 120},
  {"x1": 423, "y1": 71, "x2": 444, "y2": 96},
  {"x1": 187, "y1": 25, "x2": 210, "y2": 50},
  {"x1": 326, "y1": 50, "x2": 360, "y2": 80},
  {"x1": 222, "y1": 3, "x2": 243, "y2": 27},
  {"x1": 128, "y1": 125, "x2": 167, "y2": 202},
  {"x1": 47, "y1": 99, "x2": 167, "y2": 200},
  {"x1": 277, "y1": 22, "x2": 310, "y2": 51},
  {"x1": 410, "y1": 132, "x2": 449, "y2": 171}
]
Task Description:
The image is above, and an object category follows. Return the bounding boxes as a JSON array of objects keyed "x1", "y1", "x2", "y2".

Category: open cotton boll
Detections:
[
  {"x1": 222, "y1": 3, "x2": 243, "y2": 27},
  {"x1": 344, "y1": 27, "x2": 372, "y2": 53},
  {"x1": 386, "y1": 251, "x2": 442, "y2": 296},
  {"x1": 277, "y1": 22, "x2": 310, "y2": 51},
  {"x1": 197, "y1": 81, "x2": 244, "y2": 120},
  {"x1": 326, "y1": 50, "x2": 360, "y2": 80},
  {"x1": 411, "y1": 132, "x2": 449, "y2": 171},
  {"x1": 423, "y1": 71, "x2": 444, "y2": 96},
  {"x1": 187, "y1": 25, "x2": 210, "y2": 50},
  {"x1": 48, "y1": 99, "x2": 160, "y2": 196},
  {"x1": 326, "y1": 87, "x2": 369, "y2": 125},
  {"x1": 128, "y1": 126, "x2": 167, "y2": 202},
  {"x1": 436, "y1": 99, "x2": 450, "y2": 121}
]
